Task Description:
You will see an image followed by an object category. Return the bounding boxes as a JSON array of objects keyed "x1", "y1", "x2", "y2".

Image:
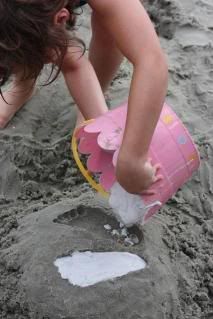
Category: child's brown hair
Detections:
[{"x1": 0, "y1": 0, "x2": 84, "y2": 96}]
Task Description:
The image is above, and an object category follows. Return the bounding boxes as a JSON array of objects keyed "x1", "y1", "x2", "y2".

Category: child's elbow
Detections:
[
  {"x1": 61, "y1": 48, "x2": 85, "y2": 73},
  {"x1": 154, "y1": 51, "x2": 169, "y2": 86},
  {"x1": 151, "y1": 49, "x2": 168, "y2": 83},
  {"x1": 147, "y1": 49, "x2": 168, "y2": 87},
  {"x1": 134, "y1": 48, "x2": 168, "y2": 83},
  {"x1": 157, "y1": 50, "x2": 168, "y2": 79}
]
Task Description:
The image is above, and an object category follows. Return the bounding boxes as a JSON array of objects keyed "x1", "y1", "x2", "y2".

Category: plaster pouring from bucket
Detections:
[{"x1": 71, "y1": 102, "x2": 200, "y2": 227}]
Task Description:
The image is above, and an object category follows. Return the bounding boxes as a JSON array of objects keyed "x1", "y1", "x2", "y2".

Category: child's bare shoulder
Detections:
[{"x1": 87, "y1": 0, "x2": 120, "y2": 13}]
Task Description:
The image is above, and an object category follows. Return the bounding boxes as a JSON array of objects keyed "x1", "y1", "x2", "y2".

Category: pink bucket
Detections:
[{"x1": 72, "y1": 102, "x2": 200, "y2": 224}]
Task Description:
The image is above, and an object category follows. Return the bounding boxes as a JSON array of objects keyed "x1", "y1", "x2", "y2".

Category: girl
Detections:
[{"x1": 0, "y1": 0, "x2": 168, "y2": 194}]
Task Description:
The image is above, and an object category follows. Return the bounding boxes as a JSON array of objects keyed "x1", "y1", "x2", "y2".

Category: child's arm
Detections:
[
  {"x1": 61, "y1": 49, "x2": 108, "y2": 120},
  {"x1": 89, "y1": 0, "x2": 168, "y2": 194}
]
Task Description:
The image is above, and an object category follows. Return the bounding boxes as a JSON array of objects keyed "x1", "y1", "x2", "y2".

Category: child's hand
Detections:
[{"x1": 116, "y1": 153, "x2": 162, "y2": 195}]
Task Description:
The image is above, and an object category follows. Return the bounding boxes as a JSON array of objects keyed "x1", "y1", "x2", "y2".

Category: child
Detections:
[{"x1": 0, "y1": 0, "x2": 168, "y2": 194}]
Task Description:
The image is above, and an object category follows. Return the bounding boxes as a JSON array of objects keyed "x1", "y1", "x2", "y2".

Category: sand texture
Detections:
[{"x1": 0, "y1": 0, "x2": 213, "y2": 318}]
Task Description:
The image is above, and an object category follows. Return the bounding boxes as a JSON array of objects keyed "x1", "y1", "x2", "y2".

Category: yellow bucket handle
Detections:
[{"x1": 71, "y1": 123, "x2": 109, "y2": 198}]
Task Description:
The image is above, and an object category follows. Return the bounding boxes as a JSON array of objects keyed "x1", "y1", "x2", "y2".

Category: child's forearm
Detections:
[
  {"x1": 120, "y1": 52, "x2": 168, "y2": 160},
  {"x1": 62, "y1": 55, "x2": 108, "y2": 120},
  {"x1": 89, "y1": 0, "x2": 168, "y2": 158}
]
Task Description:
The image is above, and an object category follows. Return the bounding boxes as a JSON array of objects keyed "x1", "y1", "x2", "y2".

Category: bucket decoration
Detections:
[{"x1": 71, "y1": 102, "x2": 200, "y2": 226}]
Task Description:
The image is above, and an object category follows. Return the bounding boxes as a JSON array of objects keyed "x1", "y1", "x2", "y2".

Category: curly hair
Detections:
[{"x1": 0, "y1": 0, "x2": 84, "y2": 97}]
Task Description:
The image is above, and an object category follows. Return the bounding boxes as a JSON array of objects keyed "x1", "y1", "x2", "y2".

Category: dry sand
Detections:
[{"x1": 0, "y1": 0, "x2": 213, "y2": 318}]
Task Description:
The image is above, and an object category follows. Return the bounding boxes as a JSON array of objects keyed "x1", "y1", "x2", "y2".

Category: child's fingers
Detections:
[
  {"x1": 147, "y1": 158, "x2": 162, "y2": 174},
  {"x1": 141, "y1": 189, "x2": 156, "y2": 196},
  {"x1": 138, "y1": 159, "x2": 163, "y2": 196},
  {"x1": 153, "y1": 173, "x2": 163, "y2": 183},
  {"x1": 153, "y1": 163, "x2": 162, "y2": 172},
  {"x1": 151, "y1": 162, "x2": 162, "y2": 183},
  {"x1": 141, "y1": 174, "x2": 163, "y2": 196}
]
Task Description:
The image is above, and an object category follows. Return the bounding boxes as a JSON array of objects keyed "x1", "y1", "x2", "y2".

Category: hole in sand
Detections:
[
  {"x1": 76, "y1": 204, "x2": 87, "y2": 216},
  {"x1": 54, "y1": 251, "x2": 146, "y2": 287},
  {"x1": 53, "y1": 205, "x2": 143, "y2": 246}
]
